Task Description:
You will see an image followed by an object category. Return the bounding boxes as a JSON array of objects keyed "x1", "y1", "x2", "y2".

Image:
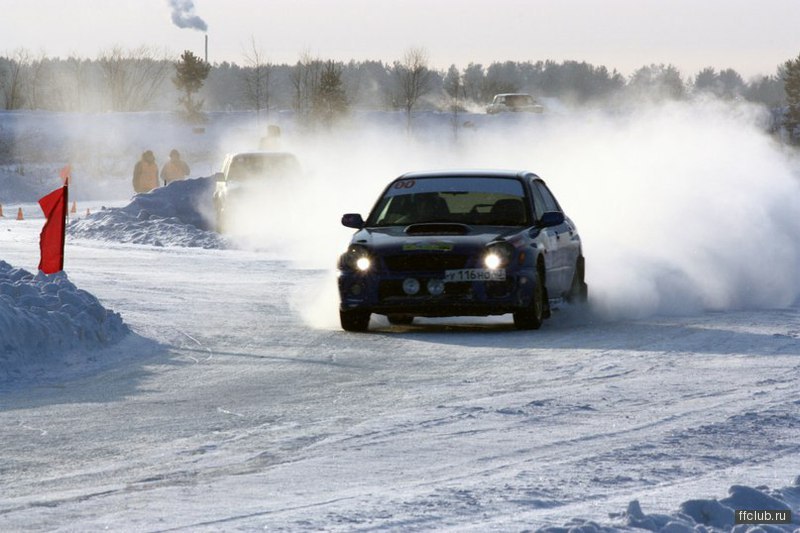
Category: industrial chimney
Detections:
[{"x1": 204, "y1": 34, "x2": 208, "y2": 63}]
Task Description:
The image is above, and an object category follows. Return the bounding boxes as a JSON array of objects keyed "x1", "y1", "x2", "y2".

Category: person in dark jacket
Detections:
[
  {"x1": 132, "y1": 150, "x2": 159, "y2": 193},
  {"x1": 160, "y1": 149, "x2": 191, "y2": 186}
]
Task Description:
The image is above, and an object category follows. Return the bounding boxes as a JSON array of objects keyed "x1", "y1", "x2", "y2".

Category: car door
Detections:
[{"x1": 531, "y1": 180, "x2": 574, "y2": 294}]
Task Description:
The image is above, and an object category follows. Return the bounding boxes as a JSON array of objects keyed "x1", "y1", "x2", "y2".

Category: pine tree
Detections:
[
  {"x1": 172, "y1": 50, "x2": 211, "y2": 122},
  {"x1": 312, "y1": 61, "x2": 348, "y2": 128},
  {"x1": 783, "y1": 53, "x2": 800, "y2": 142}
]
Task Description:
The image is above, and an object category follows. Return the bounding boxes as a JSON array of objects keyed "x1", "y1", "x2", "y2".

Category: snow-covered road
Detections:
[{"x1": 2, "y1": 218, "x2": 799, "y2": 531}]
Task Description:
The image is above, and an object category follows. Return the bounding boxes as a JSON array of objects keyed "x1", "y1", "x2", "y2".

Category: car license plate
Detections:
[{"x1": 444, "y1": 269, "x2": 506, "y2": 282}]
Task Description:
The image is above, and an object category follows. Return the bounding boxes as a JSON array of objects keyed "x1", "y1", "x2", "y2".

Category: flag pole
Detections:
[
  {"x1": 60, "y1": 165, "x2": 70, "y2": 272},
  {"x1": 60, "y1": 183, "x2": 68, "y2": 272}
]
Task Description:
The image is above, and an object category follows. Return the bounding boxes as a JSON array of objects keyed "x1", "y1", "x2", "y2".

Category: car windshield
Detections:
[
  {"x1": 367, "y1": 177, "x2": 530, "y2": 227},
  {"x1": 227, "y1": 154, "x2": 300, "y2": 181}
]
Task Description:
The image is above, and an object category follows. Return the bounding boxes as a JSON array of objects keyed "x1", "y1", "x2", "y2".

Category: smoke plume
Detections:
[{"x1": 168, "y1": 0, "x2": 208, "y2": 31}]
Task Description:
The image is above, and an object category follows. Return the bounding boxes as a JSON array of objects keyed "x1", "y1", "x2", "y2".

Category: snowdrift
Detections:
[
  {"x1": 68, "y1": 177, "x2": 228, "y2": 249},
  {"x1": 0, "y1": 261, "x2": 129, "y2": 381},
  {"x1": 543, "y1": 477, "x2": 800, "y2": 532}
]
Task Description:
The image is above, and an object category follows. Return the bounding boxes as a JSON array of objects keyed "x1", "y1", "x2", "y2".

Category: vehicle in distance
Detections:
[
  {"x1": 337, "y1": 170, "x2": 587, "y2": 332},
  {"x1": 212, "y1": 151, "x2": 301, "y2": 232},
  {"x1": 486, "y1": 93, "x2": 544, "y2": 114}
]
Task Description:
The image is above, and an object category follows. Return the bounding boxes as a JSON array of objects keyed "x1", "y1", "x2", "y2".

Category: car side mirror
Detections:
[
  {"x1": 342, "y1": 213, "x2": 365, "y2": 229},
  {"x1": 538, "y1": 211, "x2": 565, "y2": 228},
  {"x1": 214, "y1": 172, "x2": 225, "y2": 182}
]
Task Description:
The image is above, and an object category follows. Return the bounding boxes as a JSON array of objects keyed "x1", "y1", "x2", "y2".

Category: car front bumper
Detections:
[{"x1": 338, "y1": 269, "x2": 536, "y2": 317}]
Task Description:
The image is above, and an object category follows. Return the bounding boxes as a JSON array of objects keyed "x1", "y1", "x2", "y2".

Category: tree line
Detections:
[{"x1": 0, "y1": 45, "x2": 793, "y2": 126}]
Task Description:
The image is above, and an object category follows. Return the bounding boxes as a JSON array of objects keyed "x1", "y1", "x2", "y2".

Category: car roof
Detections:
[
  {"x1": 227, "y1": 151, "x2": 297, "y2": 159},
  {"x1": 397, "y1": 169, "x2": 539, "y2": 181}
]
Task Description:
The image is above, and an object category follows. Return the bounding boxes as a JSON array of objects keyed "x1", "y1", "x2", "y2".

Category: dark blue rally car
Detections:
[{"x1": 337, "y1": 170, "x2": 587, "y2": 331}]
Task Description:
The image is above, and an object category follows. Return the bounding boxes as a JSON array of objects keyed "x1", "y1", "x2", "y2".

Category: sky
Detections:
[{"x1": 1, "y1": 0, "x2": 799, "y2": 79}]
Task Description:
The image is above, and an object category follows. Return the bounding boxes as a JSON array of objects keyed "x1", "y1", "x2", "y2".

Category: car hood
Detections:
[{"x1": 350, "y1": 225, "x2": 519, "y2": 255}]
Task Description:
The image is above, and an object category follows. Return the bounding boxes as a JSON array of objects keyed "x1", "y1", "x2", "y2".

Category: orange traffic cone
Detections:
[
  {"x1": 71, "y1": 201, "x2": 77, "y2": 214},
  {"x1": 16, "y1": 207, "x2": 24, "y2": 220}
]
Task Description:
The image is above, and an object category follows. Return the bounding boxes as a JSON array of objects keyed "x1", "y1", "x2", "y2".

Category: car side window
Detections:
[
  {"x1": 534, "y1": 181, "x2": 561, "y2": 213},
  {"x1": 530, "y1": 181, "x2": 548, "y2": 219}
]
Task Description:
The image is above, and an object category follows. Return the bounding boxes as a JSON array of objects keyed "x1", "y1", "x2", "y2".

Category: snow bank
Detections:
[
  {"x1": 0, "y1": 261, "x2": 129, "y2": 381},
  {"x1": 68, "y1": 177, "x2": 228, "y2": 249},
  {"x1": 541, "y1": 476, "x2": 800, "y2": 532}
]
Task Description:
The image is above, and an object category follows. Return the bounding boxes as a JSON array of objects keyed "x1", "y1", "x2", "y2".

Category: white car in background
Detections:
[
  {"x1": 212, "y1": 151, "x2": 301, "y2": 232},
  {"x1": 486, "y1": 93, "x2": 544, "y2": 114}
]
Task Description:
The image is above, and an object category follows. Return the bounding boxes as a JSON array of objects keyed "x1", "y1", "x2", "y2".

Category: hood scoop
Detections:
[{"x1": 405, "y1": 223, "x2": 470, "y2": 236}]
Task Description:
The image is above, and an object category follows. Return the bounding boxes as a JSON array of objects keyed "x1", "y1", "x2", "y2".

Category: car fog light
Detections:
[
  {"x1": 427, "y1": 279, "x2": 445, "y2": 296},
  {"x1": 356, "y1": 257, "x2": 371, "y2": 271},
  {"x1": 403, "y1": 278, "x2": 420, "y2": 295},
  {"x1": 350, "y1": 283, "x2": 363, "y2": 296}
]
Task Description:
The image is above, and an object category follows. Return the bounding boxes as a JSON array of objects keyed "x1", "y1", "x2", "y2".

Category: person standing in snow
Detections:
[
  {"x1": 132, "y1": 150, "x2": 159, "y2": 193},
  {"x1": 160, "y1": 149, "x2": 191, "y2": 186},
  {"x1": 258, "y1": 124, "x2": 282, "y2": 150}
]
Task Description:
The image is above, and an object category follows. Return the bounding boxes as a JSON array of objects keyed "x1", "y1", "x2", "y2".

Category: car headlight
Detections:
[
  {"x1": 342, "y1": 245, "x2": 373, "y2": 272},
  {"x1": 355, "y1": 256, "x2": 371, "y2": 271},
  {"x1": 483, "y1": 241, "x2": 515, "y2": 269},
  {"x1": 484, "y1": 253, "x2": 502, "y2": 270}
]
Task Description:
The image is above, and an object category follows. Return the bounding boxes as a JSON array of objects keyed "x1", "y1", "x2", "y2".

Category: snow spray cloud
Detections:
[
  {"x1": 168, "y1": 0, "x2": 208, "y2": 31},
  {"x1": 219, "y1": 101, "x2": 800, "y2": 327},
  {"x1": 520, "y1": 99, "x2": 800, "y2": 320},
  {"x1": 218, "y1": 117, "x2": 481, "y2": 328}
]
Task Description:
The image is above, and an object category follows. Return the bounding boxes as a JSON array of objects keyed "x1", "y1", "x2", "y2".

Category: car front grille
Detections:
[{"x1": 383, "y1": 254, "x2": 468, "y2": 272}]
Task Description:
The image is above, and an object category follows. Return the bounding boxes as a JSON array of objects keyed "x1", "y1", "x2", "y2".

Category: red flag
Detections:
[{"x1": 38, "y1": 185, "x2": 68, "y2": 274}]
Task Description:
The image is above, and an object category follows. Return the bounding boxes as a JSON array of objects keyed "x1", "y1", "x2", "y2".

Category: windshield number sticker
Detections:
[
  {"x1": 444, "y1": 269, "x2": 506, "y2": 282},
  {"x1": 393, "y1": 180, "x2": 416, "y2": 189}
]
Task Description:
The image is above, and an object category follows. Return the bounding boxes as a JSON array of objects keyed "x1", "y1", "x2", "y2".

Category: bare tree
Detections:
[
  {"x1": 98, "y1": 45, "x2": 171, "y2": 111},
  {"x1": 63, "y1": 54, "x2": 91, "y2": 111},
  {"x1": 292, "y1": 51, "x2": 323, "y2": 126},
  {"x1": 443, "y1": 64, "x2": 465, "y2": 140},
  {"x1": 241, "y1": 36, "x2": 273, "y2": 121},
  {"x1": 391, "y1": 47, "x2": 433, "y2": 132},
  {"x1": 1, "y1": 48, "x2": 33, "y2": 109},
  {"x1": 29, "y1": 51, "x2": 54, "y2": 110}
]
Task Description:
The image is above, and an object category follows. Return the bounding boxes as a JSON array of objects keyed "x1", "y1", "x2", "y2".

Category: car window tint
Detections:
[
  {"x1": 534, "y1": 181, "x2": 561, "y2": 213},
  {"x1": 507, "y1": 95, "x2": 533, "y2": 106},
  {"x1": 530, "y1": 182, "x2": 547, "y2": 218},
  {"x1": 229, "y1": 154, "x2": 300, "y2": 180},
  {"x1": 369, "y1": 177, "x2": 529, "y2": 227}
]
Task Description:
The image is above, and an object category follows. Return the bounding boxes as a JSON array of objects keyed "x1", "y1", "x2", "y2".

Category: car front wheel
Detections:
[
  {"x1": 513, "y1": 270, "x2": 545, "y2": 330},
  {"x1": 340, "y1": 309, "x2": 371, "y2": 332}
]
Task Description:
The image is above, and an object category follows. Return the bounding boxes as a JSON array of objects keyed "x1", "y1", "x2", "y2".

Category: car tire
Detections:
[
  {"x1": 340, "y1": 309, "x2": 371, "y2": 332},
  {"x1": 566, "y1": 256, "x2": 588, "y2": 304},
  {"x1": 513, "y1": 269, "x2": 545, "y2": 330},
  {"x1": 387, "y1": 314, "x2": 414, "y2": 326}
]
